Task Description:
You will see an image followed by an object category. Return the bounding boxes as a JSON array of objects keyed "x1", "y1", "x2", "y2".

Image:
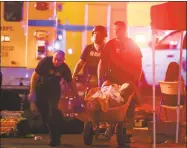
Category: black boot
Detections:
[
  {"x1": 48, "y1": 129, "x2": 61, "y2": 147},
  {"x1": 49, "y1": 141, "x2": 60, "y2": 147},
  {"x1": 49, "y1": 136, "x2": 61, "y2": 147}
]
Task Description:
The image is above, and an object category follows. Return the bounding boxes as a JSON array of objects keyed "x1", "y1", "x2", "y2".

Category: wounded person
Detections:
[{"x1": 85, "y1": 81, "x2": 135, "y2": 112}]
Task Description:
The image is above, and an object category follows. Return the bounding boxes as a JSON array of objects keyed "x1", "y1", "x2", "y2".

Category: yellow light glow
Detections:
[{"x1": 1, "y1": 36, "x2": 10, "y2": 42}]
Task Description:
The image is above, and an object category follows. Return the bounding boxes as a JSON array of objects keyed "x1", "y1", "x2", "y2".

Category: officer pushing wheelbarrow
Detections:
[{"x1": 59, "y1": 80, "x2": 139, "y2": 147}]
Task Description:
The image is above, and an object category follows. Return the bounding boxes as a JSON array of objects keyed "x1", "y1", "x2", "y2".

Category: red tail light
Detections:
[{"x1": 35, "y1": 2, "x2": 49, "y2": 11}]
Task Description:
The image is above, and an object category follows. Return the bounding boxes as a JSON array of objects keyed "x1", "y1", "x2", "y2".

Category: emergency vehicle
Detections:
[{"x1": 1, "y1": 2, "x2": 57, "y2": 87}]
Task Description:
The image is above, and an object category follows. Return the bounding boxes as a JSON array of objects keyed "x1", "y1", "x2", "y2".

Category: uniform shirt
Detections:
[
  {"x1": 80, "y1": 44, "x2": 103, "y2": 76},
  {"x1": 35, "y1": 56, "x2": 72, "y2": 97},
  {"x1": 0, "y1": 72, "x2": 2, "y2": 93},
  {"x1": 101, "y1": 38, "x2": 142, "y2": 84},
  {"x1": 0, "y1": 72, "x2": 2, "y2": 87}
]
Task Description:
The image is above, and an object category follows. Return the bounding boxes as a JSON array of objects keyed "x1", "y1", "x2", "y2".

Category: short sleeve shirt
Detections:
[
  {"x1": 80, "y1": 44, "x2": 103, "y2": 75},
  {"x1": 35, "y1": 57, "x2": 72, "y2": 82},
  {"x1": 0, "y1": 72, "x2": 2, "y2": 89},
  {"x1": 101, "y1": 38, "x2": 142, "y2": 84}
]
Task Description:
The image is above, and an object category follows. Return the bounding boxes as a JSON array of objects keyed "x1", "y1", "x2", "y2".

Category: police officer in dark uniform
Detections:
[
  {"x1": 0, "y1": 71, "x2": 2, "y2": 95},
  {"x1": 98, "y1": 21, "x2": 142, "y2": 85},
  {"x1": 72, "y1": 25, "x2": 107, "y2": 87},
  {"x1": 28, "y1": 50, "x2": 78, "y2": 147},
  {"x1": 98, "y1": 21, "x2": 142, "y2": 145}
]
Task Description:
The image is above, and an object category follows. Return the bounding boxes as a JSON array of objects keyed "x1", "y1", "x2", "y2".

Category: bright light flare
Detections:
[
  {"x1": 135, "y1": 35, "x2": 146, "y2": 43},
  {"x1": 40, "y1": 54, "x2": 46, "y2": 58},
  {"x1": 58, "y1": 35, "x2": 63, "y2": 40},
  {"x1": 68, "y1": 48, "x2": 73, "y2": 55},
  {"x1": 25, "y1": 73, "x2": 29, "y2": 78},
  {"x1": 170, "y1": 41, "x2": 178, "y2": 45},
  {"x1": 48, "y1": 46, "x2": 53, "y2": 51},
  {"x1": 54, "y1": 42, "x2": 60, "y2": 49},
  {"x1": 1, "y1": 36, "x2": 11, "y2": 42}
]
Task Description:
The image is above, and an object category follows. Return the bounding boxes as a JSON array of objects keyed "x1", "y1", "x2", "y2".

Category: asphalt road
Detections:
[{"x1": 1, "y1": 134, "x2": 186, "y2": 148}]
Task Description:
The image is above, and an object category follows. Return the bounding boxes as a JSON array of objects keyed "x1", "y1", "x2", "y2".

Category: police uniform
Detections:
[
  {"x1": 101, "y1": 38, "x2": 142, "y2": 85},
  {"x1": 81, "y1": 44, "x2": 104, "y2": 86},
  {"x1": 35, "y1": 56, "x2": 72, "y2": 146},
  {"x1": 0, "y1": 72, "x2": 2, "y2": 96},
  {"x1": 101, "y1": 37, "x2": 142, "y2": 141}
]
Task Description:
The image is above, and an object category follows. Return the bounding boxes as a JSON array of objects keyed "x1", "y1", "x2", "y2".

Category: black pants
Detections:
[
  {"x1": 36, "y1": 89, "x2": 64, "y2": 143},
  {"x1": 126, "y1": 95, "x2": 136, "y2": 118}
]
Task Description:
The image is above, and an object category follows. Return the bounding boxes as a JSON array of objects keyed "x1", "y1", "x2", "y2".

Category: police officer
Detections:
[
  {"x1": 98, "y1": 21, "x2": 142, "y2": 145},
  {"x1": 0, "y1": 72, "x2": 2, "y2": 88},
  {"x1": 98, "y1": 21, "x2": 142, "y2": 85},
  {"x1": 0, "y1": 71, "x2": 2, "y2": 96},
  {"x1": 28, "y1": 50, "x2": 79, "y2": 147},
  {"x1": 72, "y1": 25, "x2": 107, "y2": 87}
]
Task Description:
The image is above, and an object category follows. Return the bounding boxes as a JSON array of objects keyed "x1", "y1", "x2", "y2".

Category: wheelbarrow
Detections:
[{"x1": 74, "y1": 90, "x2": 135, "y2": 147}]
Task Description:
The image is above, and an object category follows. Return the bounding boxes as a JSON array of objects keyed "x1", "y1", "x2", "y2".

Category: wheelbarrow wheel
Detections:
[
  {"x1": 83, "y1": 121, "x2": 93, "y2": 145},
  {"x1": 116, "y1": 121, "x2": 126, "y2": 146}
]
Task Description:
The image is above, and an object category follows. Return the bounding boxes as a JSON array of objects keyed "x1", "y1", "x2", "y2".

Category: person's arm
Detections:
[
  {"x1": 72, "y1": 59, "x2": 86, "y2": 79},
  {"x1": 29, "y1": 71, "x2": 40, "y2": 94},
  {"x1": 97, "y1": 42, "x2": 111, "y2": 86},
  {"x1": 28, "y1": 71, "x2": 40, "y2": 103},
  {"x1": 28, "y1": 71, "x2": 40, "y2": 112},
  {"x1": 28, "y1": 57, "x2": 47, "y2": 103},
  {"x1": 64, "y1": 64, "x2": 79, "y2": 98},
  {"x1": 97, "y1": 59, "x2": 106, "y2": 86},
  {"x1": 72, "y1": 46, "x2": 89, "y2": 78}
]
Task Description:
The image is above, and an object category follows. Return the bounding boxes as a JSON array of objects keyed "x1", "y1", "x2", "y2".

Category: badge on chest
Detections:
[
  {"x1": 89, "y1": 51, "x2": 101, "y2": 57},
  {"x1": 48, "y1": 69, "x2": 62, "y2": 77}
]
